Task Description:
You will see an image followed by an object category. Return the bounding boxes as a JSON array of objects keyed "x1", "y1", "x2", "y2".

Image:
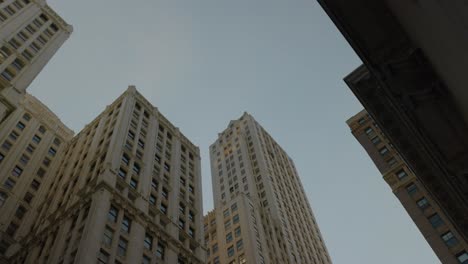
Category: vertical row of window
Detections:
[
  {"x1": 1, "y1": 13, "x2": 59, "y2": 82},
  {"x1": 407, "y1": 183, "x2": 466, "y2": 260},
  {"x1": 101, "y1": 204, "x2": 167, "y2": 264}
]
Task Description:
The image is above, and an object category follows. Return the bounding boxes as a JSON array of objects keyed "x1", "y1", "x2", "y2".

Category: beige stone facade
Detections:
[
  {"x1": 0, "y1": 93, "x2": 73, "y2": 262},
  {"x1": 347, "y1": 110, "x2": 468, "y2": 264},
  {"x1": 3, "y1": 86, "x2": 205, "y2": 264},
  {"x1": 204, "y1": 194, "x2": 270, "y2": 264},
  {"x1": 207, "y1": 113, "x2": 332, "y2": 264},
  {"x1": 0, "y1": 0, "x2": 72, "y2": 122}
]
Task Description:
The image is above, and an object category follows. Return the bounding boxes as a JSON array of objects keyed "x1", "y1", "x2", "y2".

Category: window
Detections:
[
  {"x1": 0, "y1": 192, "x2": 7, "y2": 207},
  {"x1": 227, "y1": 246, "x2": 235, "y2": 257},
  {"x1": 42, "y1": 157, "x2": 51, "y2": 167},
  {"x1": 233, "y1": 214, "x2": 239, "y2": 224},
  {"x1": 4, "y1": 178, "x2": 16, "y2": 190},
  {"x1": 17, "y1": 122, "x2": 26, "y2": 130},
  {"x1": 6, "y1": 223, "x2": 18, "y2": 236},
  {"x1": 133, "y1": 163, "x2": 141, "y2": 175},
  {"x1": 457, "y1": 251, "x2": 468, "y2": 264},
  {"x1": 38, "y1": 126, "x2": 46, "y2": 134},
  {"x1": 364, "y1": 127, "x2": 373, "y2": 135},
  {"x1": 32, "y1": 135, "x2": 41, "y2": 144},
  {"x1": 9, "y1": 131, "x2": 19, "y2": 141},
  {"x1": 19, "y1": 155, "x2": 29, "y2": 165},
  {"x1": 26, "y1": 144, "x2": 35, "y2": 153},
  {"x1": 15, "y1": 205, "x2": 26, "y2": 219},
  {"x1": 428, "y1": 214, "x2": 444, "y2": 228},
  {"x1": 97, "y1": 250, "x2": 109, "y2": 264},
  {"x1": 396, "y1": 169, "x2": 408, "y2": 180},
  {"x1": 416, "y1": 197, "x2": 430, "y2": 210},
  {"x1": 118, "y1": 168, "x2": 127, "y2": 179},
  {"x1": 441, "y1": 231, "x2": 458, "y2": 248},
  {"x1": 231, "y1": 203, "x2": 238, "y2": 211},
  {"x1": 160, "y1": 203, "x2": 167, "y2": 214},
  {"x1": 236, "y1": 239, "x2": 243, "y2": 251},
  {"x1": 121, "y1": 215, "x2": 131, "y2": 233},
  {"x1": 0, "y1": 153, "x2": 4, "y2": 163},
  {"x1": 162, "y1": 188, "x2": 168, "y2": 199},
  {"x1": 130, "y1": 178, "x2": 138, "y2": 189},
  {"x1": 30, "y1": 179, "x2": 40, "y2": 190},
  {"x1": 226, "y1": 232, "x2": 233, "y2": 243},
  {"x1": 406, "y1": 183, "x2": 418, "y2": 195},
  {"x1": 178, "y1": 218, "x2": 185, "y2": 229},
  {"x1": 370, "y1": 136, "x2": 381, "y2": 145},
  {"x1": 144, "y1": 233, "x2": 152, "y2": 250},
  {"x1": 156, "y1": 242, "x2": 165, "y2": 259},
  {"x1": 12, "y1": 166, "x2": 23, "y2": 177},
  {"x1": 2, "y1": 141, "x2": 12, "y2": 151},
  {"x1": 23, "y1": 113, "x2": 31, "y2": 121},
  {"x1": 102, "y1": 226, "x2": 113, "y2": 247},
  {"x1": 149, "y1": 195, "x2": 156, "y2": 205},
  {"x1": 117, "y1": 237, "x2": 128, "y2": 257},
  {"x1": 23, "y1": 192, "x2": 33, "y2": 204},
  {"x1": 212, "y1": 243, "x2": 218, "y2": 253},
  {"x1": 379, "y1": 147, "x2": 389, "y2": 156},
  {"x1": 108, "y1": 205, "x2": 118, "y2": 222},
  {"x1": 235, "y1": 227, "x2": 241, "y2": 237},
  {"x1": 48, "y1": 147, "x2": 56, "y2": 156},
  {"x1": 142, "y1": 255, "x2": 151, "y2": 264},
  {"x1": 223, "y1": 209, "x2": 230, "y2": 218},
  {"x1": 188, "y1": 210, "x2": 194, "y2": 221},
  {"x1": 122, "y1": 154, "x2": 130, "y2": 165}
]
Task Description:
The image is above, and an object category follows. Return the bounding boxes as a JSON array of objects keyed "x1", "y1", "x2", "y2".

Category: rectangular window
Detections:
[
  {"x1": 98, "y1": 249, "x2": 109, "y2": 264},
  {"x1": 226, "y1": 232, "x2": 233, "y2": 243},
  {"x1": 416, "y1": 197, "x2": 430, "y2": 210},
  {"x1": 236, "y1": 239, "x2": 243, "y2": 251},
  {"x1": 12, "y1": 166, "x2": 23, "y2": 177},
  {"x1": 32, "y1": 135, "x2": 41, "y2": 144},
  {"x1": 144, "y1": 233, "x2": 152, "y2": 250},
  {"x1": 121, "y1": 215, "x2": 131, "y2": 233},
  {"x1": 396, "y1": 169, "x2": 408, "y2": 180},
  {"x1": 156, "y1": 242, "x2": 165, "y2": 259},
  {"x1": 108, "y1": 205, "x2": 118, "y2": 222},
  {"x1": 457, "y1": 251, "x2": 468, "y2": 264},
  {"x1": 102, "y1": 226, "x2": 113, "y2": 247},
  {"x1": 233, "y1": 214, "x2": 240, "y2": 224},
  {"x1": 117, "y1": 237, "x2": 128, "y2": 257},
  {"x1": 406, "y1": 183, "x2": 418, "y2": 195},
  {"x1": 227, "y1": 246, "x2": 235, "y2": 257},
  {"x1": 441, "y1": 231, "x2": 458, "y2": 248},
  {"x1": 428, "y1": 214, "x2": 444, "y2": 228}
]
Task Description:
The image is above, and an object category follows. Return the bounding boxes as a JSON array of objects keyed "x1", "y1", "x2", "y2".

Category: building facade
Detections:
[
  {"x1": 4, "y1": 86, "x2": 205, "y2": 264},
  {"x1": 347, "y1": 110, "x2": 468, "y2": 264},
  {"x1": 208, "y1": 112, "x2": 331, "y2": 264},
  {"x1": 0, "y1": 0, "x2": 72, "y2": 122},
  {"x1": 0, "y1": 93, "x2": 72, "y2": 262},
  {"x1": 318, "y1": 0, "x2": 468, "y2": 242},
  {"x1": 204, "y1": 194, "x2": 270, "y2": 264}
]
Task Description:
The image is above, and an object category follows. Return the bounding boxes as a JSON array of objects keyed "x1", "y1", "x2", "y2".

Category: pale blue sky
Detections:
[{"x1": 31, "y1": 0, "x2": 439, "y2": 263}]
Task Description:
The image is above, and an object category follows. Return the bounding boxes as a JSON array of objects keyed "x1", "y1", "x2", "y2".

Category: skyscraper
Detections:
[
  {"x1": 0, "y1": 0, "x2": 72, "y2": 121},
  {"x1": 207, "y1": 112, "x2": 331, "y2": 264},
  {"x1": 0, "y1": 93, "x2": 73, "y2": 261},
  {"x1": 347, "y1": 110, "x2": 468, "y2": 264},
  {"x1": 5, "y1": 86, "x2": 205, "y2": 264}
]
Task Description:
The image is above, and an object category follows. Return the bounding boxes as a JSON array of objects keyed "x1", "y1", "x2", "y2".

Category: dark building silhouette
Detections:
[{"x1": 318, "y1": 1, "x2": 468, "y2": 259}]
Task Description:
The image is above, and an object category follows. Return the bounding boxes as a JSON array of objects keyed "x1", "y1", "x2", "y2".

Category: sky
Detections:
[{"x1": 31, "y1": 0, "x2": 440, "y2": 263}]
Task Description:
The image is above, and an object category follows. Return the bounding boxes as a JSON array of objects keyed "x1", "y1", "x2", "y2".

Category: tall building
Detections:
[
  {"x1": 207, "y1": 112, "x2": 331, "y2": 264},
  {"x1": 0, "y1": 0, "x2": 72, "y2": 121},
  {"x1": 318, "y1": 0, "x2": 468, "y2": 243},
  {"x1": 204, "y1": 194, "x2": 270, "y2": 264},
  {"x1": 2, "y1": 86, "x2": 205, "y2": 264},
  {"x1": 0, "y1": 93, "x2": 73, "y2": 262},
  {"x1": 347, "y1": 110, "x2": 468, "y2": 264}
]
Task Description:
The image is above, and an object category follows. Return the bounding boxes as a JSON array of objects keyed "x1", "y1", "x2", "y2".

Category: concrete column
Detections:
[
  {"x1": 125, "y1": 221, "x2": 144, "y2": 263},
  {"x1": 74, "y1": 189, "x2": 112, "y2": 264}
]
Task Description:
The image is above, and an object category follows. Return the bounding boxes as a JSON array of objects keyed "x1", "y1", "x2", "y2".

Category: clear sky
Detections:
[{"x1": 32, "y1": 0, "x2": 440, "y2": 263}]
